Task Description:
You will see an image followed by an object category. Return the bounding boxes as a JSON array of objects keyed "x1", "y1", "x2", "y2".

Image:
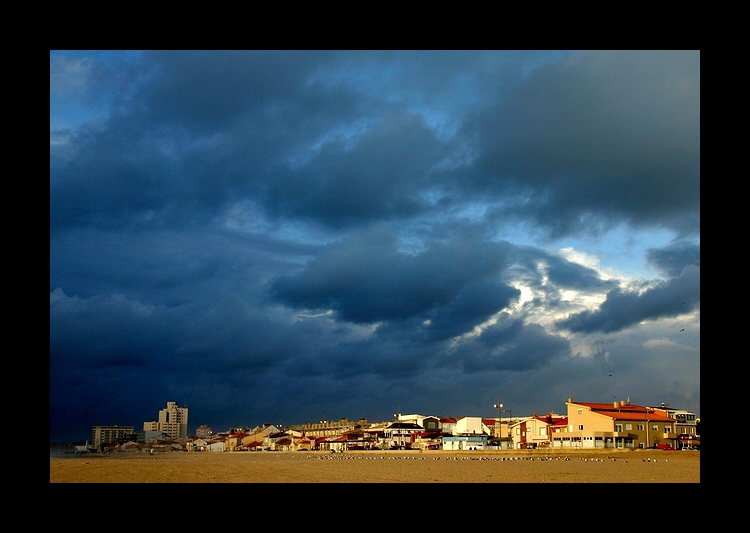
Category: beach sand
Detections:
[{"x1": 50, "y1": 448, "x2": 699, "y2": 483}]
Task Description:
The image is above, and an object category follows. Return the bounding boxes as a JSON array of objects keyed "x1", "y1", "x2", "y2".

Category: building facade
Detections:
[
  {"x1": 649, "y1": 403, "x2": 700, "y2": 449},
  {"x1": 551, "y1": 398, "x2": 677, "y2": 449},
  {"x1": 516, "y1": 413, "x2": 566, "y2": 449},
  {"x1": 92, "y1": 424, "x2": 136, "y2": 448},
  {"x1": 288, "y1": 417, "x2": 366, "y2": 438},
  {"x1": 143, "y1": 401, "x2": 189, "y2": 440},
  {"x1": 195, "y1": 425, "x2": 213, "y2": 439}
]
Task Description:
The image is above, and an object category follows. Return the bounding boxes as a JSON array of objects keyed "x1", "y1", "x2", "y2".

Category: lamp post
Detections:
[
  {"x1": 493, "y1": 392, "x2": 503, "y2": 449},
  {"x1": 393, "y1": 404, "x2": 402, "y2": 449}
]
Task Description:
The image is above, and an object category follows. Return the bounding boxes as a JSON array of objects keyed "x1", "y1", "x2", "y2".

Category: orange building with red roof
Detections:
[
  {"x1": 515, "y1": 412, "x2": 568, "y2": 449},
  {"x1": 551, "y1": 397, "x2": 677, "y2": 450}
]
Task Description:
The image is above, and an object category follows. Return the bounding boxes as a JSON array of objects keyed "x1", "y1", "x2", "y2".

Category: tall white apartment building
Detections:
[{"x1": 143, "y1": 401, "x2": 189, "y2": 439}]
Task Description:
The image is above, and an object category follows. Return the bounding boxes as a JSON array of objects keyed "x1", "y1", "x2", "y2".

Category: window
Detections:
[
  {"x1": 578, "y1": 425, "x2": 584, "y2": 431},
  {"x1": 577, "y1": 409, "x2": 583, "y2": 415},
  {"x1": 625, "y1": 424, "x2": 632, "y2": 430},
  {"x1": 638, "y1": 424, "x2": 644, "y2": 431},
  {"x1": 652, "y1": 425, "x2": 658, "y2": 432},
  {"x1": 615, "y1": 424, "x2": 622, "y2": 432}
]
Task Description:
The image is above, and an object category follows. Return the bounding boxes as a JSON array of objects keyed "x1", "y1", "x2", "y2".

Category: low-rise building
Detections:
[
  {"x1": 92, "y1": 424, "x2": 136, "y2": 449},
  {"x1": 649, "y1": 403, "x2": 699, "y2": 449},
  {"x1": 516, "y1": 413, "x2": 566, "y2": 449},
  {"x1": 552, "y1": 398, "x2": 677, "y2": 450},
  {"x1": 384, "y1": 421, "x2": 423, "y2": 448}
]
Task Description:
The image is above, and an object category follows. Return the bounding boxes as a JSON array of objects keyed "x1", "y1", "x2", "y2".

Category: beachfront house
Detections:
[
  {"x1": 384, "y1": 421, "x2": 423, "y2": 449},
  {"x1": 551, "y1": 398, "x2": 677, "y2": 450},
  {"x1": 516, "y1": 413, "x2": 567, "y2": 449},
  {"x1": 452, "y1": 416, "x2": 492, "y2": 436},
  {"x1": 207, "y1": 440, "x2": 226, "y2": 452},
  {"x1": 186, "y1": 438, "x2": 208, "y2": 452}
]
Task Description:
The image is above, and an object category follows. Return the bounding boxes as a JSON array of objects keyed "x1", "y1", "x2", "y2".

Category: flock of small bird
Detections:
[{"x1": 308, "y1": 454, "x2": 668, "y2": 463}]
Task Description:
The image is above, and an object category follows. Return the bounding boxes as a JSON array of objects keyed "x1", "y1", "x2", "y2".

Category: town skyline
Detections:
[{"x1": 52, "y1": 394, "x2": 699, "y2": 444}]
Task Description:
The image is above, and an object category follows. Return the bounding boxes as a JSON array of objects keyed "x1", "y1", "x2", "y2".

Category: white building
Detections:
[
  {"x1": 452, "y1": 416, "x2": 492, "y2": 436},
  {"x1": 144, "y1": 401, "x2": 189, "y2": 440}
]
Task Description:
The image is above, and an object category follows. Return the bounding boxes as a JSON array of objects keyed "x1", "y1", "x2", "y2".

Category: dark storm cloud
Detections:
[
  {"x1": 50, "y1": 51, "x2": 356, "y2": 232},
  {"x1": 51, "y1": 50, "x2": 699, "y2": 237},
  {"x1": 556, "y1": 264, "x2": 700, "y2": 334},
  {"x1": 536, "y1": 252, "x2": 618, "y2": 291},
  {"x1": 453, "y1": 317, "x2": 572, "y2": 372},
  {"x1": 270, "y1": 226, "x2": 519, "y2": 327},
  {"x1": 49, "y1": 50, "x2": 575, "y2": 235},
  {"x1": 462, "y1": 50, "x2": 700, "y2": 239},
  {"x1": 267, "y1": 111, "x2": 450, "y2": 227},
  {"x1": 645, "y1": 241, "x2": 701, "y2": 278}
]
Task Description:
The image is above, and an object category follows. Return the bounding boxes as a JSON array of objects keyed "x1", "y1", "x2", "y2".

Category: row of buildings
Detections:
[{"x1": 84, "y1": 397, "x2": 700, "y2": 452}]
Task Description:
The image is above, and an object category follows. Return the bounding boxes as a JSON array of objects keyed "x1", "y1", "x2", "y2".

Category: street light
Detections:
[{"x1": 493, "y1": 392, "x2": 503, "y2": 448}]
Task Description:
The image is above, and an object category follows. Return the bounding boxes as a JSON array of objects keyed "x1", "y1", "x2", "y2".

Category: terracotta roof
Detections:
[
  {"x1": 531, "y1": 413, "x2": 567, "y2": 425},
  {"x1": 575, "y1": 402, "x2": 676, "y2": 422}
]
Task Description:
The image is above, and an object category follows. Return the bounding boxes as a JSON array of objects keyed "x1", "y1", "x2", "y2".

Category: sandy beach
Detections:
[{"x1": 50, "y1": 448, "x2": 699, "y2": 483}]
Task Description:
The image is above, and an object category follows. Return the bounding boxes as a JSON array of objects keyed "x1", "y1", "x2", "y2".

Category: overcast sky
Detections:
[{"x1": 50, "y1": 50, "x2": 700, "y2": 442}]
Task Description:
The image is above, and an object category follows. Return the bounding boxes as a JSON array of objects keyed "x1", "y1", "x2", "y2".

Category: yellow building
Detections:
[{"x1": 551, "y1": 398, "x2": 677, "y2": 450}]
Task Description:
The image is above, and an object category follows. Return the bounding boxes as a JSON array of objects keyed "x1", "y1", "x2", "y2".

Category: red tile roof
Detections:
[
  {"x1": 574, "y1": 402, "x2": 676, "y2": 422},
  {"x1": 531, "y1": 413, "x2": 568, "y2": 425}
]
